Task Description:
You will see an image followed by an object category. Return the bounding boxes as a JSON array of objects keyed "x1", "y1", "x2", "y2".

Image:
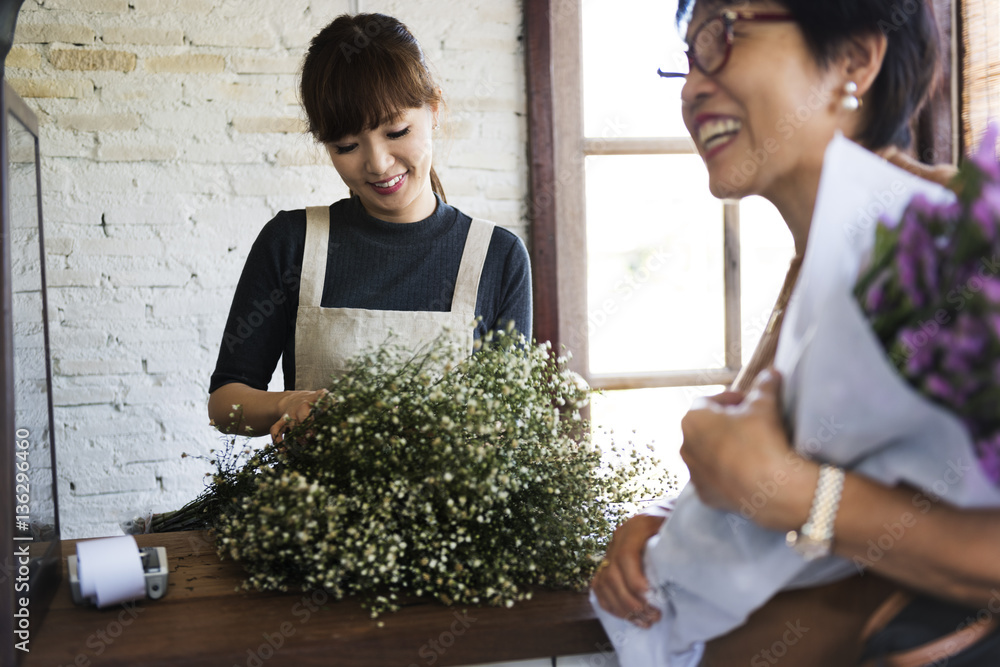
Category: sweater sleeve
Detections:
[
  {"x1": 494, "y1": 233, "x2": 533, "y2": 340},
  {"x1": 208, "y1": 212, "x2": 305, "y2": 393}
]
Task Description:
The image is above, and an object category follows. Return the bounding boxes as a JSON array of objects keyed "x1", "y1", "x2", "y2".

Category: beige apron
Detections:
[{"x1": 294, "y1": 205, "x2": 495, "y2": 390}]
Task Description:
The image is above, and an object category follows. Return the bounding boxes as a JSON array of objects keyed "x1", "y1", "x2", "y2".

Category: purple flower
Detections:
[
  {"x1": 953, "y1": 313, "x2": 989, "y2": 357},
  {"x1": 983, "y1": 278, "x2": 1000, "y2": 305},
  {"x1": 939, "y1": 200, "x2": 964, "y2": 225},
  {"x1": 899, "y1": 327, "x2": 934, "y2": 376},
  {"x1": 904, "y1": 192, "x2": 942, "y2": 222},
  {"x1": 865, "y1": 273, "x2": 889, "y2": 313},
  {"x1": 896, "y1": 254, "x2": 922, "y2": 306},
  {"x1": 924, "y1": 374, "x2": 962, "y2": 405},
  {"x1": 939, "y1": 330, "x2": 974, "y2": 375},
  {"x1": 854, "y1": 123, "x2": 1000, "y2": 488},
  {"x1": 976, "y1": 433, "x2": 1000, "y2": 485},
  {"x1": 919, "y1": 244, "x2": 939, "y2": 294},
  {"x1": 971, "y1": 184, "x2": 1000, "y2": 241},
  {"x1": 970, "y1": 123, "x2": 1000, "y2": 184}
]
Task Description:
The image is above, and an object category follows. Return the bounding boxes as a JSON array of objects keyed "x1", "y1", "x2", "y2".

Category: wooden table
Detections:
[{"x1": 25, "y1": 531, "x2": 611, "y2": 667}]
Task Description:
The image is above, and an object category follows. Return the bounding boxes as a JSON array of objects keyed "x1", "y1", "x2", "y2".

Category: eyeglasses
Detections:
[{"x1": 657, "y1": 9, "x2": 794, "y2": 78}]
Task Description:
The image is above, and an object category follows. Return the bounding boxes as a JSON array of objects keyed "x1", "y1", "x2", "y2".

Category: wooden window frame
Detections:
[{"x1": 525, "y1": 0, "x2": 956, "y2": 388}]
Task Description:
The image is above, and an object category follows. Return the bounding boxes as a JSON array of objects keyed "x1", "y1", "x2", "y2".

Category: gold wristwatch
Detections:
[{"x1": 786, "y1": 463, "x2": 845, "y2": 561}]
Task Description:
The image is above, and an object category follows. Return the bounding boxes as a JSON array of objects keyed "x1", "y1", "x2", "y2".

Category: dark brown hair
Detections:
[
  {"x1": 300, "y1": 13, "x2": 446, "y2": 201},
  {"x1": 676, "y1": 0, "x2": 941, "y2": 150}
]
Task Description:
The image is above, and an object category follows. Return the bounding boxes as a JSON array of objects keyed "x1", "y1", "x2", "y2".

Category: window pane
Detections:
[
  {"x1": 582, "y1": 0, "x2": 688, "y2": 138},
  {"x1": 591, "y1": 385, "x2": 726, "y2": 492},
  {"x1": 739, "y1": 196, "x2": 796, "y2": 360},
  {"x1": 586, "y1": 154, "x2": 725, "y2": 375}
]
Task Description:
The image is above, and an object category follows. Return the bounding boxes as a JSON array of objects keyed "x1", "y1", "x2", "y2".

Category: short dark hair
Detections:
[
  {"x1": 676, "y1": 0, "x2": 941, "y2": 149},
  {"x1": 300, "y1": 13, "x2": 446, "y2": 199}
]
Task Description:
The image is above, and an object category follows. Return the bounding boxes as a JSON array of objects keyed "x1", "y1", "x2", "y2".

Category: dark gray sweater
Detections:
[{"x1": 209, "y1": 195, "x2": 532, "y2": 392}]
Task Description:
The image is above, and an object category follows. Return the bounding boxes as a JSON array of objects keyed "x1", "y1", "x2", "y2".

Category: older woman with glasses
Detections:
[{"x1": 591, "y1": 1, "x2": 1000, "y2": 665}]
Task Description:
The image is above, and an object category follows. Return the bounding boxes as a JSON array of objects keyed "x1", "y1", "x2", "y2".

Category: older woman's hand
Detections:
[
  {"x1": 590, "y1": 512, "x2": 667, "y2": 627},
  {"x1": 680, "y1": 369, "x2": 818, "y2": 532},
  {"x1": 591, "y1": 388, "x2": 752, "y2": 627}
]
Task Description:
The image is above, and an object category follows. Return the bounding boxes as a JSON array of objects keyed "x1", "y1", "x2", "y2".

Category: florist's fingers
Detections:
[
  {"x1": 304, "y1": 389, "x2": 330, "y2": 420},
  {"x1": 293, "y1": 400, "x2": 314, "y2": 424},
  {"x1": 270, "y1": 414, "x2": 292, "y2": 444}
]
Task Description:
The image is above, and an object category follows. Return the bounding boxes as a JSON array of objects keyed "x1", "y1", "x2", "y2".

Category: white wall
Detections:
[{"x1": 5, "y1": 0, "x2": 528, "y2": 538}]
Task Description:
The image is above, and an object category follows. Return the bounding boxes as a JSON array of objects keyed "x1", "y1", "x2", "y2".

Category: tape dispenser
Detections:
[{"x1": 68, "y1": 536, "x2": 168, "y2": 608}]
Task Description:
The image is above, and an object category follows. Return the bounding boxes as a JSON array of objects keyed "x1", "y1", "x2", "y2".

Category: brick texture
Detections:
[
  {"x1": 15, "y1": 24, "x2": 96, "y2": 45},
  {"x1": 42, "y1": 0, "x2": 129, "y2": 11},
  {"x1": 4, "y1": 47, "x2": 43, "y2": 69},
  {"x1": 144, "y1": 54, "x2": 225, "y2": 74},
  {"x1": 102, "y1": 26, "x2": 185, "y2": 46},
  {"x1": 51, "y1": 49, "x2": 137, "y2": 72},
  {"x1": 60, "y1": 113, "x2": 142, "y2": 131},
  {"x1": 8, "y1": 77, "x2": 93, "y2": 98},
  {"x1": 231, "y1": 116, "x2": 306, "y2": 134}
]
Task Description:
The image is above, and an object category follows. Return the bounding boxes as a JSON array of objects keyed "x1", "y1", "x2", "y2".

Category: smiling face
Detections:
[
  {"x1": 326, "y1": 104, "x2": 439, "y2": 224},
  {"x1": 680, "y1": 1, "x2": 848, "y2": 204}
]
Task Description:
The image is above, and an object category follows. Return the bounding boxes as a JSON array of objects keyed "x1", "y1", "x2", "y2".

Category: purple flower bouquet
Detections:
[
  {"x1": 593, "y1": 132, "x2": 1000, "y2": 667},
  {"x1": 854, "y1": 124, "x2": 1000, "y2": 485}
]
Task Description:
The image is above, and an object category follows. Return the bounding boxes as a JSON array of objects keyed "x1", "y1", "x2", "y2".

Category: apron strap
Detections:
[
  {"x1": 300, "y1": 206, "x2": 331, "y2": 308},
  {"x1": 451, "y1": 218, "x2": 494, "y2": 314}
]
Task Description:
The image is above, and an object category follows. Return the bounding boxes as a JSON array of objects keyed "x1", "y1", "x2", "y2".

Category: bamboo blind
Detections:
[{"x1": 962, "y1": 0, "x2": 1000, "y2": 154}]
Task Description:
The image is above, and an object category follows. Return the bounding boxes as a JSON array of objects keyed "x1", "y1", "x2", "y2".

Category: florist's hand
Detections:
[
  {"x1": 271, "y1": 389, "x2": 329, "y2": 443},
  {"x1": 680, "y1": 369, "x2": 817, "y2": 531},
  {"x1": 591, "y1": 513, "x2": 666, "y2": 628}
]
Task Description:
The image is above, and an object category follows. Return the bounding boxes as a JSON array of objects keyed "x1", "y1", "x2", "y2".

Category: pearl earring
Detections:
[{"x1": 842, "y1": 81, "x2": 860, "y2": 112}]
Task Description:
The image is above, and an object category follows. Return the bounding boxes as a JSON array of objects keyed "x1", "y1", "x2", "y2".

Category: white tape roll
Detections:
[{"x1": 76, "y1": 535, "x2": 146, "y2": 608}]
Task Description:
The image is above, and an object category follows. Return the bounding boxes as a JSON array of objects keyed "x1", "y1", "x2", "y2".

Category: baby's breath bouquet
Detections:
[{"x1": 155, "y1": 329, "x2": 668, "y2": 615}]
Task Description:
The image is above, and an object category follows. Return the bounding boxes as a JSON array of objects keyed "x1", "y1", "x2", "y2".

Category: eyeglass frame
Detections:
[{"x1": 657, "y1": 9, "x2": 795, "y2": 79}]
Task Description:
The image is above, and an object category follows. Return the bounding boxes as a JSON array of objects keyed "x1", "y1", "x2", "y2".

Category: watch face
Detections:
[{"x1": 795, "y1": 535, "x2": 830, "y2": 561}]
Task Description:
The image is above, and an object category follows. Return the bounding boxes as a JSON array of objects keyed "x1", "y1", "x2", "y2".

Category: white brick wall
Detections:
[{"x1": 6, "y1": 0, "x2": 528, "y2": 538}]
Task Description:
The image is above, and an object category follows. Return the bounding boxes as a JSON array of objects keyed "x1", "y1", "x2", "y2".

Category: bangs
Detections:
[{"x1": 302, "y1": 19, "x2": 439, "y2": 143}]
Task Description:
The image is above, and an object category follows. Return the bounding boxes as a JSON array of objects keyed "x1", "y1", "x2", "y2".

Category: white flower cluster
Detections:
[{"x1": 212, "y1": 330, "x2": 669, "y2": 615}]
